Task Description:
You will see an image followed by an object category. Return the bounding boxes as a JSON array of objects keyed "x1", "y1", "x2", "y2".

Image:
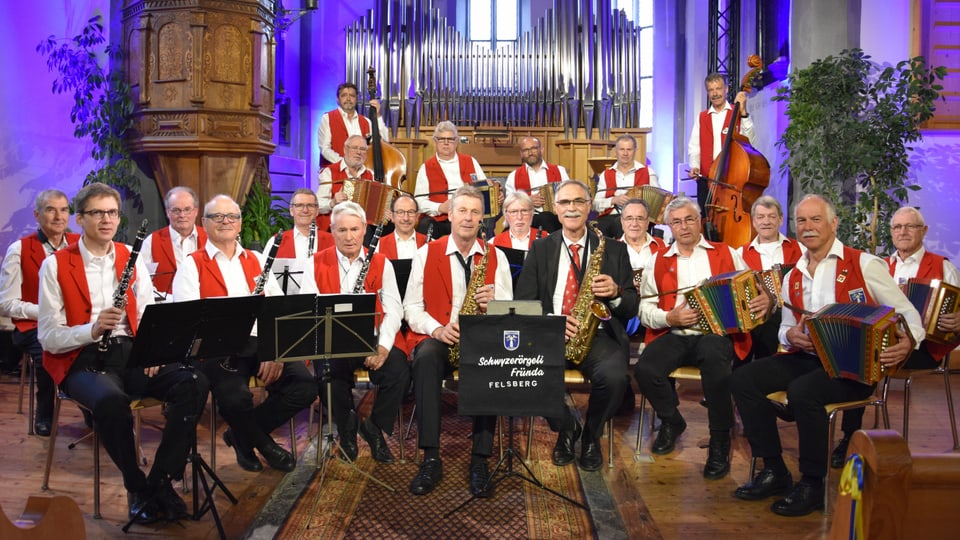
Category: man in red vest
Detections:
[
  {"x1": 317, "y1": 135, "x2": 374, "y2": 232},
  {"x1": 0, "y1": 189, "x2": 77, "y2": 436},
  {"x1": 635, "y1": 197, "x2": 771, "y2": 480},
  {"x1": 619, "y1": 198, "x2": 666, "y2": 279},
  {"x1": 317, "y1": 82, "x2": 388, "y2": 168},
  {"x1": 376, "y1": 194, "x2": 426, "y2": 261},
  {"x1": 831, "y1": 205, "x2": 960, "y2": 467},
  {"x1": 731, "y1": 195, "x2": 922, "y2": 517},
  {"x1": 403, "y1": 186, "x2": 513, "y2": 497},
  {"x1": 490, "y1": 192, "x2": 541, "y2": 251},
  {"x1": 594, "y1": 134, "x2": 660, "y2": 239},
  {"x1": 172, "y1": 195, "x2": 316, "y2": 474},
  {"x1": 737, "y1": 195, "x2": 804, "y2": 361},
  {"x1": 300, "y1": 202, "x2": 410, "y2": 464},
  {"x1": 413, "y1": 121, "x2": 489, "y2": 238},
  {"x1": 515, "y1": 180, "x2": 639, "y2": 472},
  {"x1": 141, "y1": 187, "x2": 205, "y2": 302},
  {"x1": 262, "y1": 189, "x2": 334, "y2": 259},
  {"x1": 37, "y1": 183, "x2": 205, "y2": 524},
  {"x1": 504, "y1": 136, "x2": 568, "y2": 233},
  {"x1": 687, "y1": 73, "x2": 754, "y2": 212}
]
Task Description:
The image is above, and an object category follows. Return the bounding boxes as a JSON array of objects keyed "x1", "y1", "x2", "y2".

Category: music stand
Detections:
[
  {"x1": 261, "y1": 293, "x2": 394, "y2": 492},
  {"x1": 445, "y1": 309, "x2": 587, "y2": 517},
  {"x1": 271, "y1": 259, "x2": 307, "y2": 295},
  {"x1": 123, "y1": 296, "x2": 261, "y2": 538}
]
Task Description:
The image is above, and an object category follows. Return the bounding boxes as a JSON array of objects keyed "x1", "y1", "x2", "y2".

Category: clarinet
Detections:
[
  {"x1": 253, "y1": 231, "x2": 283, "y2": 295},
  {"x1": 306, "y1": 221, "x2": 317, "y2": 258},
  {"x1": 98, "y1": 219, "x2": 149, "y2": 355},
  {"x1": 424, "y1": 222, "x2": 435, "y2": 243},
  {"x1": 353, "y1": 221, "x2": 385, "y2": 293}
]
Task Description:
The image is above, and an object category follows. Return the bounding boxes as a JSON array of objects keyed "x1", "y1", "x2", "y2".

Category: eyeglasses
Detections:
[
  {"x1": 168, "y1": 207, "x2": 195, "y2": 216},
  {"x1": 80, "y1": 209, "x2": 120, "y2": 220},
  {"x1": 554, "y1": 198, "x2": 589, "y2": 207},
  {"x1": 393, "y1": 209, "x2": 418, "y2": 217},
  {"x1": 505, "y1": 209, "x2": 533, "y2": 216},
  {"x1": 205, "y1": 213, "x2": 241, "y2": 223},
  {"x1": 434, "y1": 137, "x2": 457, "y2": 144},
  {"x1": 891, "y1": 223, "x2": 924, "y2": 232},
  {"x1": 668, "y1": 216, "x2": 700, "y2": 228},
  {"x1": 622, "y1": 216, "x2": 649, "y2": 223},
  {"x1": 291, "y1": 203, "x2": 319, "y2": 210},
  {"x1": 344, "y1": 144, "x2": 368, "y2": 153}
]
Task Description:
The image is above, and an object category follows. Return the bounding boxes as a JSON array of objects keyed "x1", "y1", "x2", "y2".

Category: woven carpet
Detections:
[{"x1": 277, "y1": 393, "x2": 593, "y2": 539}]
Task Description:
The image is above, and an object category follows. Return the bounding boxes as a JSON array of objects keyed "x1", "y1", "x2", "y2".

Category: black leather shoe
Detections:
[
  {"x1": 33, "y1": 419, "x2": 52, "y2": 437},
  {"x1": 703, "y1": 436, "x2": 731, "y2": 480},
  {"x1": 735, "y1": 467, "x2": 793, "y2": 500},
  {"x1": 771, "y1": 480, "x2": 825, "y2": 517},
  {"x1": 469, "y1": 460, "x2": 494, "y2": 498},
  {"x1": 258, "y1": 439, "x2": 296, "y2": 472},
  {"x1": 651, "y1": 416, "x2": 687, "y2": 455},
  {"x1": 127, "y1": 489, "x2": 161, "y2": 525},
  {"x1": 359, "y1": 418, "x2": 395, "y2": 464},
  {"x1": 223, "y1": 429, "x2": 263, "y2": 472},
  {"x1": 551, "y1": 421, "x2": 582, "y2": 466},
  {"x1": 409, "y1": 457, "x2": 443, "y2": 496},
  {"x1": 154, "y1": 480, "x2": 189, "y2": 520},
  {"x1": 578, "y1": 440, "x2": 603, "y2": 472},
  {"x1": 339, "y1": 411, "x2": 359, "y2": 462},
  {"x1": 831, "y1": 434, "x2": 852, "y2": 469}
]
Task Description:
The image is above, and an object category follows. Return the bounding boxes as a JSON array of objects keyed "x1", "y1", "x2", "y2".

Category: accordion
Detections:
[
  {"x1": 900, "y1": 278, "x2": 960, "y2": 345},
  {"x1": 341, "y1": 178, "x2": 397, "y2": 225},
  {"x1": 804, "y1": 303, "x2": 903, "y2": 385},
  {"x1": 683, "y1": 270, "x2": 766, "y2": 335},
  {"x1": 538, "y1": 183, "x2": 560, "y2": 214},
  {"x1": 470, "y1": 178, "x2": 502, "y2": 219},
  {"x1": 756, "y1": 265, "x2": 788, "y2": 307},
  {"x1": 625, "y1": 185, "x2": 675, "y2": 224}
]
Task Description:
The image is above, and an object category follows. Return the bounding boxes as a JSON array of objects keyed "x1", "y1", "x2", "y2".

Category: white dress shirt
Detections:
[
  {"x1": 403, "y1": 236, "x2": 513, "y2": 338},
  {"x1": 37, "y1": 238, "x2": 153, "y2": 354},
  {"x1": 504, "y1": 162, "x2": 570, "y2": 211},
  {"x1": 737, "y1": 233, "x2": 801, "y2": 271},
  {"x1": 687, "y1": 101, "x2": 755, "y2": 170},
  {"x1": 141, "y1": 225, "x2": 201, "y2": 269},
  {"x1": 593, "y1": 162, "x2": 661, "y2": 214},
  {"x1": 375, "y1": 232, "x2": 420, "y2": 260},
  {"x1": 414, "y1": 155, "x2": 487, "y2": 217},
  {"x1": 262, "y1": 227, "x2": 315, "y2": 259},
  {"x1": 550, "y1": 232, "x2": 623, "y2": 315},
  {"x1": 0, "y1": 232, "x2": 70, "y2": 321},
  {"x1": 889, "y1": 246, "x2": 960, "y2": 287},
  {"x1": 317, "y1": 106, "x2": 389, "y2": 165},
  {"x1": 620, "y1": 233, "x2": 661, "y2": 272}
]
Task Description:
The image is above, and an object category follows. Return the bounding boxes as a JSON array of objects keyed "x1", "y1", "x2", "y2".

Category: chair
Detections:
[
  {"x1": 879, "y1": 348, "x2": 960, "y2": 450},
  {"x1": 634, "y1": 366, "x2": 703, "y2": 461},
  {"x1": 0, "y1": 495, "x2": 86, "y2": 540},
  {"x1": 208, "y1": 376, "x2": 297, "y2": 469}
]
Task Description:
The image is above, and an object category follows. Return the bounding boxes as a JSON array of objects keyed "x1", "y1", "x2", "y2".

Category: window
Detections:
[{"x1": 469, "y1": 0, "x2": 519, "y2": 49}]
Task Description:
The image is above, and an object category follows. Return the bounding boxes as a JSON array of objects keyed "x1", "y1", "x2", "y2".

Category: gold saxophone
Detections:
[
  {"x1": 565, "y1": 224, "x2": 612, "y2": 364},
  {"x1": 449, "y1": 243, "x2": 490, "y2": 367}
]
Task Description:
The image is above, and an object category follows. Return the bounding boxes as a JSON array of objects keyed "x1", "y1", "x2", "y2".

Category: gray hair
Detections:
[
  {"x1": 614, "y1": 134, "x2": 637, "y2": 150},
  {"x1": 751, "y1": 195, "x2": 783, "y2": 217},
  {"x1": 331, "y1": 200, "x2": 367, "y2": 226},
  {"x1": 34, "y1": 189, "x2": 69, "y2": 213},
  {"x1": 165, "y1": 186, "x2": 199, "y2": 209},
  {"x1": 891, "y1": 206, "x2": 925, "y2": 228},
  {"x1": 291, "y1": 188, "x2": 318, "y2": 203},
  {"x1": 449, "y1": 184, "x2": 483, "y2": 211},
  {"x1": 433, "y1": 121, "x2": 458, "y2": 139},
  {"x1": 203, "y1": 194, "x2": 240, "y2": 216},
  {"x1": 554, "y1": 179, "x2": 591, "y2": 200},
  {"x1": 503, "y1": 191, "x2": 534, "y2": 211},
  {"x1": 664, "y1": 196, "x2": 701, "y2": 219},
  {"x1": 794, "y1": 194, "x2": 837, "y2": 222}
]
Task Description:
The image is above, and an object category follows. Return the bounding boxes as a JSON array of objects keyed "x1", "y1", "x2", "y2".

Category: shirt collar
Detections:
[
  {"x1": 78, "y1": 236, "x2": 115, "y2": 264},
  {"x1": 663, "y1": 234, "x2": 712, "y2": 257},
  {"x1": 336, "y1": 248, "x2": 364, "y2": 266},
  {"x1": 170, "y1": 225, "x2": 198, "y2": 244},
  {"x1": 748, "y1": 232, "x2": 787, "y2": 250},
  {"x1": 895, "y1": 246, "x2": 926, "y2": 265},
  {"x1": 204, "y1": 239, "x2": 246, "y2": 262},
  {"x1": 339, "y1": 159, "x2": 368, "y2": 177},
  {"x1": 445, "y1": 235, "x2": 484, "y2": 257},
  {"x1": 710, "y1": 102, "x2": 733, "y2": 115},
  {"x1": 437, "y1": 153, "x2": 461, "y2": 165}
]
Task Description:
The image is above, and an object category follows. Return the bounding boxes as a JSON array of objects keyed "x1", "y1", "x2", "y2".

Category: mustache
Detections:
[
  {"x1": 801, "y1": 231, "x2": 818, "y2": 238},
  {"x1": 562, "y1": 212, "x2": 583, "y2": 219}
]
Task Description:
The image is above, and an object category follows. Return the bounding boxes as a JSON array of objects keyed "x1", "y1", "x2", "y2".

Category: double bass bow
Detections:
[{"x1": 702, "y1": 55, "x2": 770, "y2": 249}]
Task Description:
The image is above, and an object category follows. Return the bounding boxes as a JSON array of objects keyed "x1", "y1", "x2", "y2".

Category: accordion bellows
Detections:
[
  {"x1": 626, "y1": 185, "x2": 675, "y2": 224},
  {"x1": 805, "y1": 303, "x2": 899, "y2": 385},
  {"x1": 684, "y1": 270, "x2": 766, "y2": 335},
  {"x1": 901, "y1": 278, "x2": 960, "y2": 345}
]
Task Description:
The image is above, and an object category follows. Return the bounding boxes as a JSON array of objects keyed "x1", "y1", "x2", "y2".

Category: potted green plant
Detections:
[
  {"x1": 774, "y1": 48, "x2": 945, "y2": 254},
  {"x1": 240, "y1": 180, "x2": 293, "y2": 251}
]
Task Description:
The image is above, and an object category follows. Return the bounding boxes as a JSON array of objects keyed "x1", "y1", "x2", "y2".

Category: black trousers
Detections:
[
  {"x1": 548, "y1": 331, "x2": 628, "y2": 442},
  {"x1": 748, "y1": 310, "x2": 783, "y2": 363},
  {"x1": 730, "y1": 352, "x2": 875, "y2": 478},
  {"x1": 318, "y1": 345, "x2": 411, "y2": 435},
  {"x1": 634, "y1": 333, "x2": 736, "y2": 430},
  {"x1": 12, "y1": 328, "x2": 55, "y2": 422},
  {"x1": 412, "y1": 338, "x2": 496, "y2": 456},
  {"x1": 198, "y1": 337, "x2": 316, "y2": 453},
  {"x1": 61, "y1": 340, "x2": 207, "y2": 492}
]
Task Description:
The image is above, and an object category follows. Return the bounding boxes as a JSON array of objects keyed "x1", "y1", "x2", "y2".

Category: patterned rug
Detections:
[{"x1": 277, "y1": 394, "x2": 593, "y2": 539}]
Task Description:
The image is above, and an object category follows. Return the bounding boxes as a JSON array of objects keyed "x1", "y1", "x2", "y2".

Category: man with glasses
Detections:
[
  {"x1": 413, "y1": 121, "x2": 488, "y2": 238},
  {"x1": 515, "y1": 180, "x2": 638, "y2": 471},
  {"x1": 317, "y1": 82, "x2": 388, "y2": 168},
  {"x1": 490, "y1": 192, "x2": 541, "y2": 250},
  {"x1": 829, "y1": 205, "x2": 960, "y2": 469},
  {"x1": 317, "y1": 134, "x2": 374, "y2": 231},
  {"x1": 594, "y1": 134, "x2": 661, "y2": 239},
  {"x1": 262, "y1": 189, "x2": 334, "y2": 259},
  {"x1": 38, "y1": 183, "x2": 206, "y2": 524},
  {"x1": 141, "y1": 187, "x2": 205, "y2": 301},
  {"x1": 377, "y1": 194, "x2": 426, "y2": 260},
  {"x1": 172, "y1": 195, "x2": 316, "y2": 473},
  {"x1": 635, "y1": 196, "x2": 771, "y2": 480},
  {"x1": 504, "y1": 136, "x2": 568, "y2": 233},
  {"x1": 0, "y1": 189, "x2": 78, "y2": 436}
]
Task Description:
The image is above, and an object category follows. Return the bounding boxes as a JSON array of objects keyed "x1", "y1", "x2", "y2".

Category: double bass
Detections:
[
  {"x1": 365, "y1": 67, "x2": 407, "y2": 190},
  {"x1": 703, "y1": 56, "x2": 770, "y2": 249}
]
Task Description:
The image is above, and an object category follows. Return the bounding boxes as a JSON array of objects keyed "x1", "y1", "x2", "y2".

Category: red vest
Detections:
[
  {"x1": 405, "y1": 238, "x2": 500, "y2": 352},
  {"x1": 378, "y1": 232, "x2": 426, "y2": 259},
  {"x1": 424, "y1": 154, "x2": 477, "y2": 222},
  {"x1": 325, "y1": 109, "x2": 370, "y2": 164},
  {"x1": 646, "y1": 241, "x2": 752, "y2": 360},
  {"x1": 189, "y1": 248, "x2": 262, "y2": 297},
  {"x1": 491, "y1": 229, "x2": 540, "y2": 250},
  {"x1": 788, "y1": 246, "x2": 872, "y2": 310},
  {"x1": 316, "y1": 164, "x2": 375, "y2": 231},
  {"x1": 887, "y1": 250, "x2": 953, "y2": 361},
  {"x1": 699, "y1": 108, "x2": 735, "y2": 175},
  {"x1": 741, "y1": 237, "x2": 803, "y2": 271},
  {"x1": 512, "y1": 164, "x2": 563, "y2": 192},
  {"x1": 149, "y1": 226, "x2": 207, "y2": 295},
  {"x1": 14, "y1": 232, "x2": 80, "y2": 332},
  {"x1": 276, "y1": 228, "x2": 334, "y2": 259},
  {"x1": 42, "y1": 242, "x2": 139, "y2": 384},
  {"x1": 599, "y1": 167, "x2": 650, "y2": 216}
]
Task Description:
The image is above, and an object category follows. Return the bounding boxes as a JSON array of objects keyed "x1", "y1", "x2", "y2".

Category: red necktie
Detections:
[{"x1": 561, "y1": 244, "x2": 581, "y2": 315}]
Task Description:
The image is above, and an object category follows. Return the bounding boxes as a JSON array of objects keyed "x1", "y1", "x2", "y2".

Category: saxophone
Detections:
[
  {"x1": 449, "y1": 240, "x2": 490, "y2": 367},
  {"x1": 565, "y1": 223, "x2": 612, "y2": 364}
]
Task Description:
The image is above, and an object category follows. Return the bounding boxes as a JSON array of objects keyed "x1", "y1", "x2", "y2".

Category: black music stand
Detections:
[
  {"x1": 123, "y1": 296, "x2": 261, "y2": 538},
  {"x1": 445, "y1": 309, "x2": 587, "y2": 517},
  {"x1": 261, "y1": 293, "x2": 394, "y2": 491},
  {"x1": 271, "y1": 259, "x2": 307, "y2": 295}
]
